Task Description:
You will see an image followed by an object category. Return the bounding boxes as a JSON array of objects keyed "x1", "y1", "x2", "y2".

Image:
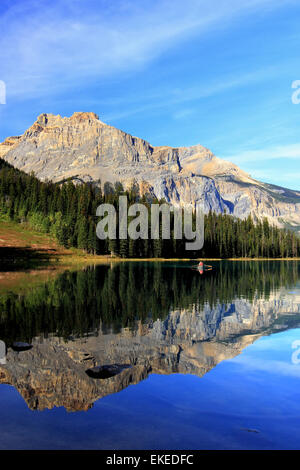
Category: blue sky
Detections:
[{"x1": 0, "y1": 0, "x2": 299, "y2": 189}]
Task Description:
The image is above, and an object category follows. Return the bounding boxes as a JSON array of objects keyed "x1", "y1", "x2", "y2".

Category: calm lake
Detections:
[{"x1": 0, "y1": 260, "x2": 300, "y2": 450}]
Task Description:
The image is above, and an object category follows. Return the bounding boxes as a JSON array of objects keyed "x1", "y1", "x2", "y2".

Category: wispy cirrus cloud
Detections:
[
  {"x1": 218, "y1": 144, "x2": 300, "y2": 189},
  {"x1": 222, "y1": 143, "x2": 300, "y2": 163},
  {"x1": 0, "y1": 0, "x2": 297, "y2": 100},
  {"x1": 101, "y1": 65, "x2": 284, "y2": 122},
  {"x1": 172, "y1": 109, "x2": 196, "y2": 120}
]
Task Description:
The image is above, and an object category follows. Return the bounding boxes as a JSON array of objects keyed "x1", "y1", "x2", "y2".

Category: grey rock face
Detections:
[{"x1": 1, "y1": 112, "x2": 300, "y2": 230}]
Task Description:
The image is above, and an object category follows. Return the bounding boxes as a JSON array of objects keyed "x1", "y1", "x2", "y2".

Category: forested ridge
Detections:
[{"x1": 0, "y1": 157, "x2": 299, "y2": 258}]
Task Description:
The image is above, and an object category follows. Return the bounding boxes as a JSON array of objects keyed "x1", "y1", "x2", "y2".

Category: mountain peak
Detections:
[
  {"x1": 36, "y1": 111, "x2": 101, "y2": 126},
  {"x1": 0, "y1": 112, "x2": 299, "y2": 230},
  {"x1": 70, "y1": 111, "x2": 100, "y2": 122}
]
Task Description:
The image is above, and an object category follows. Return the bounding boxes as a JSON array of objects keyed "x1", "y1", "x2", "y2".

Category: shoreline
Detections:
[
  {"x1": 1, "y1": 252, "x2": 300, "y2": 269},
  {"x1": 57, "y1": 255, "x2": 300, "y2": 264}
]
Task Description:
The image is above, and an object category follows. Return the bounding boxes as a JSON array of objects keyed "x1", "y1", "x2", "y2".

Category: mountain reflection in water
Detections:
[{"x1": 0, "y1": 261, "x2": 299, "y2": 412}]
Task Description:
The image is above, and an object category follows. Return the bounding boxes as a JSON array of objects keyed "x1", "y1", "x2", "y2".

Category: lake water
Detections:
[{"x1": 0, "y1": 260, "x2": 300, "y2": 450}]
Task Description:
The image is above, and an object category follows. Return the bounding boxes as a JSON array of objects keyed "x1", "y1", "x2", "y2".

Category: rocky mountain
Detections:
[{"x1": 1, "y1": 111, "x2": 300, "y2": 230}]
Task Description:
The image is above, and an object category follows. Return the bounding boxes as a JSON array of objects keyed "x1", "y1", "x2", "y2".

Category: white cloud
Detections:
[
  {"x1": 221, "y1": 144, "x2": 300, "y2": 164},
  {"x1": 250, "y1": 169, "x2": 300, "y2": 181},
  {"x1": 0, "y1": 0, "x2": 296, "y2": 100}
]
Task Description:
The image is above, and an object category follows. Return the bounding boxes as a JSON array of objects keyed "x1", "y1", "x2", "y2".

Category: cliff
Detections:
[{"x1": 1, "y1": 112, "x2": 300, "y2": 230}]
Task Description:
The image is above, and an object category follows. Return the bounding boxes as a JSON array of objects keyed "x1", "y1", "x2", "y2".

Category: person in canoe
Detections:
[{"x1": 197, "y1": 261, "x2": 213, "y2": 274}]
